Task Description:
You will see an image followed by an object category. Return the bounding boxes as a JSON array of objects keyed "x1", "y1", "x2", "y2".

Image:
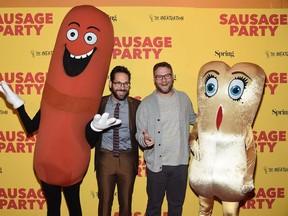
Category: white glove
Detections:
[
  {"x1": 90, "y1": 112, "x2": 121, "y2": 132},
  {"x1": 190, "y1": 140, "x2": 202, "y2": 161},
  {"x1": 241, "y1": 180, "x2": 254, "y2": 194},
  {"x1": 0, "y1": 80, "x2": 24, "y2": 109}
]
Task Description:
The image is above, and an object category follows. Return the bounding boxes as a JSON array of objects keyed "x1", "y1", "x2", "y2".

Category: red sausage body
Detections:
[{"x1": 34, "y1": 5, "x2": 114, "y2": 186}]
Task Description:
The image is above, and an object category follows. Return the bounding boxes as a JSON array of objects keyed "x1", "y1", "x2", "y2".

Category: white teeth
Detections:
[
  {"x1": 81, "y1": 53, "x2": 87, "y2": 58},
  {"x1": 70, "y1": 49, "x2": 93, "y2": 59},
  {"x1": 87, "y1": 49, "x2": 93, "y2": 56}
]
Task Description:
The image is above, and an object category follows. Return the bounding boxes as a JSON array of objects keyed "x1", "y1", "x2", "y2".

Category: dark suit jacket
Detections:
[{"x1": 85, "y1": 95, "x2": 141, "y2": 176}]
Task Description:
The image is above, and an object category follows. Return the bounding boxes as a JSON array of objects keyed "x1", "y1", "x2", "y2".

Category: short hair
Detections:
[
  {"x1": 110, "y1": 66, "x2": 131, "y2": 81},
  {"x1": 153, "y1": 62, "x2": 173, "y2": 75}
]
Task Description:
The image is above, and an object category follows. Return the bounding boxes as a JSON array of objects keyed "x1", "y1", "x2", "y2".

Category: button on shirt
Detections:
[{"x1": 101, "y1": 96, "x2": 131, "y2": 151}]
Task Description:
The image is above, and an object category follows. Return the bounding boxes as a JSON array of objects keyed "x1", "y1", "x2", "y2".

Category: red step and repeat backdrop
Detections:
[{"x1": 0, "y1": 0, "x2": 287, "y2": 215}]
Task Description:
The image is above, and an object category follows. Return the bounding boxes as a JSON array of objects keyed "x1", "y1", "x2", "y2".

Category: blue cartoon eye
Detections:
[
  {"x1": 205, "y1": 76, "x2": 218, "y2": 97},
  {"x1": 84, "y1": 32, "x2": 98, "y2": 45},
  {"x1": 67, "y1": 28, "x2": 79, "y2": 41},
  {"x1": 228, "y1": 78, "x2": 245, "y2": 100}
]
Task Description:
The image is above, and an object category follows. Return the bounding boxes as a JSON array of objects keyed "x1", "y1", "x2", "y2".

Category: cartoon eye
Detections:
[
  {"x1": 205, "y1": 75, "x2": 218, "y2": 97},
  {"x1": 66, "y1": 29, "x2": 79, "y2": 41},
  {"x1": 84, "y1": 32, "x2": 98, "y2": 45},
  {"x1": 228, "y1": 78, "x2": 246, "y2": 101}
]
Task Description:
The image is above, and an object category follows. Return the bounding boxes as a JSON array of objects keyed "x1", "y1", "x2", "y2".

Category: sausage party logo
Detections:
[
  {"x1": 0, "y1": 188, "x2": 45, "y2": 210},
  {"x1": 265, "y1": 72, "x2": 287, "y2": 95},
  {"x1": 0, "y1": 12, "x2": 53, "y2": 36},
  {"x1": 219, "y1": 13, "x2": 288, "y2": 36},
  {"x1": 0, "y1": 131, "x2": 36, "y2": 153},
  {"x1": 113, "y1": 36, "x2": 173, "y2": 59},
  {"x1": 241, "y1": 187, "x2": 285, "y2": 209},
  {"x1": 0, "y1": 72, "x2": 46, "y2": 95},
  {"x1": 253, "y1": 130, "x2": 286, "y2": 153}
]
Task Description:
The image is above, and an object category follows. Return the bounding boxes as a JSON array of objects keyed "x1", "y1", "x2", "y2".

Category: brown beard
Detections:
[{"x1": 110, "y1": 88, "x2": 129, "y2": 101}]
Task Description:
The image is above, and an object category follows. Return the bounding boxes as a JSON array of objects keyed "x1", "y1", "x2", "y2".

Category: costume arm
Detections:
[
  {"x1": 85, "y1": 112, "x2": 121, "y2": 149},
  {"x1": 85, "y1": 119, "x2": 101, "y2": 149},
  {"x1": 242, "y1": 124, "x2": 256, "y2": 194},
  {"x1": 0, "y1": 80, "x2": 40, "y2": 135},
  {"x1": 17, "y1": 105, "x2": 40, "y2": 136},
  {"x1": 189, "y1": 118, "x2": 198, "y2": 144},
  {"x1": 189, "y1": 119, "x2": 201, "y2": 160}
]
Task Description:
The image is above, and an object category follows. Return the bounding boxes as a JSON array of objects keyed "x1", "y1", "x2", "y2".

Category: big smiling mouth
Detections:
[{"x1": 63, "y1": 45, "x2": 96, "y2": 77}]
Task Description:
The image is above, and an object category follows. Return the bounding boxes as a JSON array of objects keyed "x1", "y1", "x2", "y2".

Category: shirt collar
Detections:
[{"x1": 109, "y1": 95, "x2": 127, "y2": 107}]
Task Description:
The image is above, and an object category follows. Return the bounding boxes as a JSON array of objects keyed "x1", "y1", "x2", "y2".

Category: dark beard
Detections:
[{"x1": 111, "y1": 89, "x2": 129, "y2": 101}]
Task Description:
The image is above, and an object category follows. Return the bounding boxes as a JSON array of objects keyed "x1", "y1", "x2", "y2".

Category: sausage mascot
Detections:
[
  {"x1": 0, "y1": 5, "x2": 114, "y2": 216},
  {"x1": 189, "y1": 61, "x2": 266, "y2": 216}
]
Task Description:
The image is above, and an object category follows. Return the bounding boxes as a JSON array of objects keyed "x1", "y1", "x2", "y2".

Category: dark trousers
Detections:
[
  {"x1": 146, "y1": 165, "x2": 188, "y2": 216},
  {"x1": 96, "y1": 149, "x2": 136, "y2": 216},
  {"x1": 41, "y1": 181, "x2": 82, "y2": 216}
]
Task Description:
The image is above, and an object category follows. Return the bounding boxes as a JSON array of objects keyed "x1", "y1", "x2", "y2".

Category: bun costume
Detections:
[
  {"x1": 189, "y1": 61, "x2": 265, "y2": 215},
  {"x1": 0, "y1": 5, "x2": 114, "y2": 215}
]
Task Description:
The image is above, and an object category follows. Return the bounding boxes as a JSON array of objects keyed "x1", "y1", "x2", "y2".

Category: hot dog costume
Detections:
[
  {"x1": 189, "y1": 61, "x2": 265, "y2": 215},
  {"x1": 34, "y1": 5, "x2": 113, "y2": 186},
  {"x1": 1, "y1": 3, "x2": 114, "y2": 206}
]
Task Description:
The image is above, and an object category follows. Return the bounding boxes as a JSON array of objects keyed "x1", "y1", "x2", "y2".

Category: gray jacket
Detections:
[{"x1": 135, "y1": 89, "x2": 197, "y2": 172}]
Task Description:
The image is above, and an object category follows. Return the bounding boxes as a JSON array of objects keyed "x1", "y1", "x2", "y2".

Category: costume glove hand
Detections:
[
  {"x1": 90, "y1": 112, "x2": 121, "y2": 132},
  {"x1": 241, "y1": 180, "x2": 254, "y2": 194},
  {"x1": 190, "y1": 140, "x2": 202, "y2": 161},
  {"x1": 0, "y1": 80, "x2": 24, "y2": 109}
]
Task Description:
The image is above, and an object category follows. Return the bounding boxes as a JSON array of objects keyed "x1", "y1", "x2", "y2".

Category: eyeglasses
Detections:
[
  {"x1": 154, "y1": 73, "x2": 173, "y2": 81},
  {"x1": 112, "y1": 81, "x2": 130, "y2": 88}
]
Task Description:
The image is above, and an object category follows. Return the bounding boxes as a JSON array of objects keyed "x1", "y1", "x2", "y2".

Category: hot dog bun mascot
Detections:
[
  {"x1": 189, "y1": 61, "x2": 265, "y2": 216},
  {"x1": 0, "y1": 5, "x2": 115, "y2": 215}
]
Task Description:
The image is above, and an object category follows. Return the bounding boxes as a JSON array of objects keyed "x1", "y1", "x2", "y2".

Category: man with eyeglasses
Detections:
[
  {"x1": 85, "y1": 65, "x2": 140, "y2": 216},
  {"x1": 136, "y1": 61, "x2": 197, "y2": 216}
]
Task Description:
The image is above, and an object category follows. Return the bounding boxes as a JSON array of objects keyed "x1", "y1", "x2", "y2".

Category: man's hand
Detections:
[
  {"x1": 143, "y1": 129, "x2": 154, "y2": 147},
  {"x1": 90, "y1": 113, "x2": 121, "y2": 132},
  {"x1": 0, "y1": 80, "x2": 24, "y2": 109}
]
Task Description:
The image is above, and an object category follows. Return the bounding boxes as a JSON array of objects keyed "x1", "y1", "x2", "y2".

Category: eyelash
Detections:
[
  {"x1": 204, "y1": 74, "x2": 218, "y2": 98},
  {"x1": 203, "y1": 74, "x2": 249, "y2": 101},
  {"x1": 235, "y1": 76, "x2": 248, "y2": 88},
  {"x1": 205, "y1": 74, "x2": 216, "y2": 84},
  {"x1": 229, "y1": 76, "x2": 249, "y2": 101}
]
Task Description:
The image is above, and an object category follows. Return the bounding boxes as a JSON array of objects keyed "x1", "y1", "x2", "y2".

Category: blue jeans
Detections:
[{"x1": 146, "y1": 165, "x2": 188, "y2": 216}]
